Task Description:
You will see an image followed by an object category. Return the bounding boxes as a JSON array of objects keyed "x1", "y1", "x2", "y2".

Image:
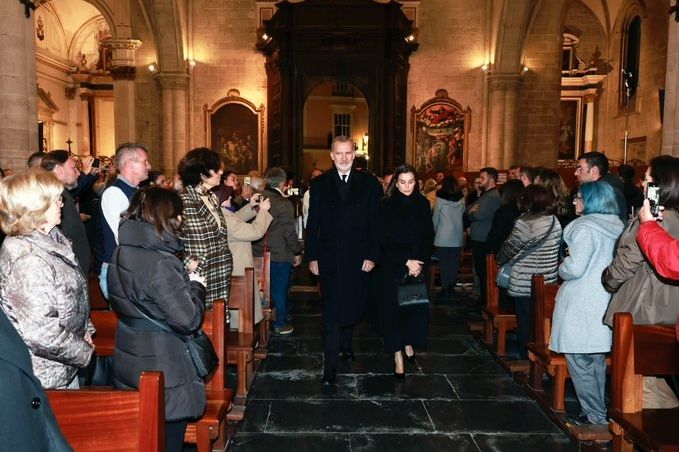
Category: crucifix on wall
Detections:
[{"x1": 19, "y1": 0, "x2": 36, "y2": 19}]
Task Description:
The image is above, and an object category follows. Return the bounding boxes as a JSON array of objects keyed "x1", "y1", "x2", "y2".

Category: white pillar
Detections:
[
  {"x1": 103, "y1": 39, "x2": 142, "y2": 147},
  {"x1": 0, "y1": 2, "x2": 38, "y2": 169},
  {"x1": 488, "y1": 74, "x2": 521, "y2": 169},
  {"x1": 158, "y1": 73, "x2": 189, "y2": 176}
]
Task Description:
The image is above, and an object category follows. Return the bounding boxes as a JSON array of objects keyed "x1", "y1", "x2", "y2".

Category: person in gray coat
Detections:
[
  {"x1": 497, "y1": 185, "x2": 562, "y2": 358},
  {"x1": 550, "y1": 181, "x2": 624, "y2": 427},
  {"x1": 432, "y1": 176, "x2": 465, "y2": 299},
  {"x1": 0, "y1": 169, "x2": 94, "y2": 389}
]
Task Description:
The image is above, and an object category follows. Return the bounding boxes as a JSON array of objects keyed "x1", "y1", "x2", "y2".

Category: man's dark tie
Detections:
[{"x1": 341, "y1": 174, "x2": 347, "y2": 183}]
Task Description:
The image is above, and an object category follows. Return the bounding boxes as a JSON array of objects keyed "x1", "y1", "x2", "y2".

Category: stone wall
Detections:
[
  {"x1": 190, "y1": 0, "x2": 267, "y2": 169},
  {"x1": 407, "y1": 0, "x2": 486, "y2": 171},
  {"x1": 515, "y1": 0, "x2": 566, "y2": 168},
  {"x1": 598, "y1": 0, "x2": 668, "y2": 162}
]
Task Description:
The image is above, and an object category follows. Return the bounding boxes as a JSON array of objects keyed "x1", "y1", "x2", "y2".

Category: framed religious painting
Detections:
[
  {"x1": 410, "y1": 89, "x2": 471, "y2": 176},
  {"x1": 558, "y1": 98, "x2": 582, "y2": 161},
  {"x1": 205, "y1": 89, "x2": 265, "y2": 174}
]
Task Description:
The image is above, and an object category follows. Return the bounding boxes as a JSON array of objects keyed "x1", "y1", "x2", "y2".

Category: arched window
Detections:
[{"x1": 620, "y1": 16, "x2": 641, "y2": 105}]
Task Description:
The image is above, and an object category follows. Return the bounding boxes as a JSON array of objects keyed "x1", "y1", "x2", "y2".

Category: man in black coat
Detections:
[
  {"x1": 306, "y1": 136, "x2": 382, "y2": 388},
  {"x1": 0, "y1": 308, "x2": 72, "y2": 451},
  {"x1": 41, "y1": 150, "x2": 92, "y2": 276}
]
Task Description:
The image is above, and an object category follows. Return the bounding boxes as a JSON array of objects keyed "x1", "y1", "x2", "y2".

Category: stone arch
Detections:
[
  {"x1": 137, "y1": 0, "x2": 185, "y2": 73},
  {"x1": 36, "y1": 0, "x2": 117, "y2": 39}
]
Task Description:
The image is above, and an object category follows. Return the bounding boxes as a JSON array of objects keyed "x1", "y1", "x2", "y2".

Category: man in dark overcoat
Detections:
[
  {"x1": 306, "y1": 136, "x2": 382, "y2": 387},
  {"x1": 0, "y1": 308, "x2": 72, "y2": 451}
]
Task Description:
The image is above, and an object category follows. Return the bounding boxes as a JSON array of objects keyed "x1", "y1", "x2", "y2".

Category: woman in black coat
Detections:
[
  {"x1": 107, "y1": 187, "x2": 207, "y2": 452},
  {"x1": 378, "y1": 164, "x2": 434, "y2": 377}
]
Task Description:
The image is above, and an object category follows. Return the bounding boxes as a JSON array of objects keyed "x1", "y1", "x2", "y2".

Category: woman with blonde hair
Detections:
[
  {"x1": 422, "y1": 178, "x2": 438, "y2": 210},
  {"x1": 0, "y1": 169, "x2": 94, "y2": 389}
]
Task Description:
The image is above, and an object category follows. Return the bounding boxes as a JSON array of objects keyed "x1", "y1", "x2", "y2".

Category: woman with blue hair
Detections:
[{"x1": 549, "y1": 180, "x2": 624, "y2": 429}]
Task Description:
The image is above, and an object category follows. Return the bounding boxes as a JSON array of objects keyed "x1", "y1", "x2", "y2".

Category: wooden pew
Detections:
[
  {"x1": 481, "y1": 253, "x2": 517, "y2": 357},
  {"x1": 184, "y1": 299, "x2": 233, "y2": 451},
  {"x1": 89, "y1": 300, "x2": 233, "y2": 452},
  {"x1": 226, "y1": 267, "x2": 259, "y2": 411},
  {"x1": 526, "y1": 274, "x2": 568, "y2": 412},
  {"x1": 609, "y1": 312, "x2": 679, "y2": 451},
  {"x1": 47, "y1": 371, "x2": 165, "y2": 451},
  {"x1": 253, "y1": 250, "x2": 272, "y2": 351}
]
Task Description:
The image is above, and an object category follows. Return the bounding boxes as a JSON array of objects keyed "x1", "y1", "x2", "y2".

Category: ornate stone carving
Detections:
[
  {"x1": 110, "y1": 66, "x2": 137, "y2": 81},
  {"x1": 64, "y1": 87, "x2": 76, "y2": 100},
  {"x1": 488, "y1": 74, "x2": 522, "y2": 91},
  {"x1": 101, "y1": 39, "x2": 142, "y2": 51}
]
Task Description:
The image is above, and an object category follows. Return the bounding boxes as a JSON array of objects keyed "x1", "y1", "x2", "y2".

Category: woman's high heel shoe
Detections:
[
  {"x1": 403, "y1": 346, "x2": 415, "y2": 364},
  {"x1": 394, "y1": 351, "x2": 406, "y2": 379}
]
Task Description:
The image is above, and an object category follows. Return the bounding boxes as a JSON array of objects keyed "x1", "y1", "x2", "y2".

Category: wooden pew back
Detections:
[
  {"x1": 47, "y1": 371, "x2": 165, "y2": 451},
  {"x1": 90, "y1": 299, "x2": 228, "y2": 389},
  {"x1": 252, "y1": 251, "x2": 271, "y2": 304},
  {"x1": 611, "y1": 312, "x2": 679, "y2": 413},
  {"x1": 485, "y1": 254, "x2": 500, "y2": 314},
  {"x1": 228, "y1": 268, "x2": 255, "y2": 335},
  {"x1": 531, "y1": 274, "x2": 560, "y2": 346}
]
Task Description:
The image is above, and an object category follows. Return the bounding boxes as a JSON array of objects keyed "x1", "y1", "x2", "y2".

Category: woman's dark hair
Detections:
[
  {"x1": 618, "y1": 164, "x2": 636, "y2": 184},
  {"x1": 519, "y1": 184, "x2": 553, "y2": 215},
  {"x1": 139, "y1": 170, "x2": 164, "y2": 188},
  {"x1": 178, "y1": 147, "x2": 222, "y2": 187},
  {"x1": 124, "y1": 186, "x2": 183, "y2": 238},
  {"x1": 500, "y1": 179, "x2": 524, "y2": 207},
  {"x1": 436, "y1": 176, "x2": 463, "y2": 201},
  {"x1": 535, "y1": 168, "x2": 570, "y2": 216},
  {"x1": 220, "y1": 170, "x2": 236, "y2": 185},
  {"x1": 211, "y1": 184, "x2": 235, "y2": 205},
  {"x1": 650, "y1": 155, "x2": 679, "y2": 210},
  {"x1": 386, "y1": 164, "x2": 418, "y2": 198}
]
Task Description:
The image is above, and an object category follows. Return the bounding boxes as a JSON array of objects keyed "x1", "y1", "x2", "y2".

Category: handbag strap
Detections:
[
  {"x1": 112, "y1": 248, "x2": 183, "y2": 338},
  {"x1": 506, "y1": 216, "x2": 556, "y2": 266}
]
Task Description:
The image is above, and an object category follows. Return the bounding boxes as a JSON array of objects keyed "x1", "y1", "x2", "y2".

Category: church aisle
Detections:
[{"x1": 229, "y1": 292, "x2": 578, "y2": 452}]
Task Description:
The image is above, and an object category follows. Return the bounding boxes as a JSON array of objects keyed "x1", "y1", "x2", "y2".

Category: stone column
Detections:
[
  {"x1": 662, "y1": 19, "x2": 679, "y2": 156},
  {"x1": 158, "y1": 73, "x2": 189, "y2": 176},
  {"x1": 102, "y1": 39, "x2": 142, "y2": 147},
  {"x1": 488, "y1": 74, "x2": 521, "y2": 169},
  {"x1": 0, "y1": 2, "x2": 38, "y2": 169},
  {"x1": 583, "y1": 94, "x2": 596, "y2": 153}
]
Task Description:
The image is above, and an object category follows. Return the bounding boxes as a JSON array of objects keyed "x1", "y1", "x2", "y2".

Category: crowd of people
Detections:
[{"x1": 0, "y1": 140, "x2": 678, "y2": 447}]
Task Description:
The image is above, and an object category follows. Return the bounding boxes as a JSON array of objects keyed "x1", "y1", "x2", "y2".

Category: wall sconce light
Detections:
[
  {"x1": 148, "y1": 63, "x2": 158, "y2": 74},
  {"x1": 362, "y1": 133, "x2": 369, "y2": 151},
  {"x1": 404, "y1": 34, "x2": 416, "y2": 43},
  {"x1": 262, "y1": 33, "x2": 269, "y2": 41},
  {"x1": 521, "y1": 65, "x2": 529, "y2": 73},
  {"x1": 188, "y1": 59, "x2": 196, "y2": 68},
  {"x1": 481, "y1": 63, "x2": 490, "y2": 72}
]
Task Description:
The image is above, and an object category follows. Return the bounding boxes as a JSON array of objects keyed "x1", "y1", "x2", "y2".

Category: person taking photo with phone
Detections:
[{"x1": 603, "y1": 155, "x2": 679, "y2": 408}]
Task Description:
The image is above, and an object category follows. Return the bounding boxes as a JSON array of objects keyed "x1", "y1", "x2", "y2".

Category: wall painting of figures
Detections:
[
  {"x1": 411, "y1": 89, "x2": 470, "y2": 176},
  {"x1": 205, "y1": 89, "x2": 265, "y2": 175}
]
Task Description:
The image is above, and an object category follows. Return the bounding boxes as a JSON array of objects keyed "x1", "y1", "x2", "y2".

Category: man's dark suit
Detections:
[{"x1": 305, "y1": 168, "x2": 382, "y2": 375}]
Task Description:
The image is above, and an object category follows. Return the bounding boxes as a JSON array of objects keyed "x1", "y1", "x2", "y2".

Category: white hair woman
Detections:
[{"x1": 0, "y1": 168, "x2": 94, "y2": 389}]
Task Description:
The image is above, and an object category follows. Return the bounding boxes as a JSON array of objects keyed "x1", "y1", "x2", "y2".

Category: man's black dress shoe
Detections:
[
  {"x1": 321, "y1": 368, "x2": 337, "y2": 386},
  {"x1": 341, "y1": 351, "x2": 355, "y2": 363}
]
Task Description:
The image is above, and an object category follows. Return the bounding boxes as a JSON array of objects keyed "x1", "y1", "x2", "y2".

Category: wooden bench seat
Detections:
[
  {"x1": 47, "y1": 371, "x2": 165, "y2": 451},
  {"x1": 90, "y1": 299, "x2": 233, "y2": 452},
  {"x1": 481, "y1": 254, "x2": 518, "y2": 357},
  {"x1": 609, "y1": 312, "x2": 679, "y2": 452}
]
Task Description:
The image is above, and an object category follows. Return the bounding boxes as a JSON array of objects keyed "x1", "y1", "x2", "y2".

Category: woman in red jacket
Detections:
[{"x1": 637, "y1": 199, "x2": 679, "y2": 280}]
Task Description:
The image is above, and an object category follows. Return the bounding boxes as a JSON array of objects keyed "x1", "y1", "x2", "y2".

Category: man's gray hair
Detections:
[
  {"x1": 265, "y1": 167, "x2": 287, "y2": 188},
  {"x1": 115, "y1": 142, "x2": 148, "y2": 169},
  {"x1": 250, "y1": 176, "x2": 265, "y2": 190},
  {"x1": 332, "y1": 135, "x2": 353, "y2": 150}
]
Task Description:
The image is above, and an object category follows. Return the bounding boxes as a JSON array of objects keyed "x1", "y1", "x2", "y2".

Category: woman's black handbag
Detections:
[
  {"x1": 396, "y1": 272, "x2": 430, "y2": 307},
  {"x1": 186, "y1": 330, "x2": 218, "y2": 378}
]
